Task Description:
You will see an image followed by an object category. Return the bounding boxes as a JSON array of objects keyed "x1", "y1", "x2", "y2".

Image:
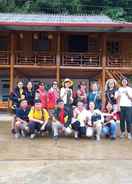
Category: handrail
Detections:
[
  {"x1": 61, "y1": 52, "x2": 101, "y2": 67},
  {"x1": 15, "y1": 51, "x2": 56, "y2": 65},
  {"x1": 1, "y1": 51, "x2": 132, "y2": 67}
]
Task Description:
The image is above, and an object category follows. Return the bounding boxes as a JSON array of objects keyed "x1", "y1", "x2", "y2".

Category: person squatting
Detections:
[{"x1": 10, "y1": 77, "x2": 132, "y2": 141}]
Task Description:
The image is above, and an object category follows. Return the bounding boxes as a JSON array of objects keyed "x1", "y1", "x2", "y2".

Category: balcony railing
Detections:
[
  {"x1": 1, "y1": 51, "x2": 132, "y2": 68},
  {"x1": 107, "y1": 55, "x2": 132, "y2": 67},
  {"x1": 61, "y1": 52, "x2": 101, "y2": 67},
  {"x1": 0, "y1": 51, "x2": 10, "y2": 65},
  {"x1": 15, "y1": 51, "x2": 56, "y2": 65}
]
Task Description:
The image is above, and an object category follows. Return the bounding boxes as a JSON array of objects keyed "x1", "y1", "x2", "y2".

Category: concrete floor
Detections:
[{"x1": 0, "y1": 120, "x2": 132, "y2": 184}]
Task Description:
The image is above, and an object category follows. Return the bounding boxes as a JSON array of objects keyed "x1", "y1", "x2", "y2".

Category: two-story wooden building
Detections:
[{"x1": 1, "y1": 13, "x2": 132, "y2": 108}]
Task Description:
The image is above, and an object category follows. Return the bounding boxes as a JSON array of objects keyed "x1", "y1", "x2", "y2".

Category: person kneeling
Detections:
[
  {"x1": 52, "y1": 99, "x2": 72, "y2": 140},
  {"x1": 28, "y1": 100, "x2": 52, "y2": 139},
  {"x1": 102, "y1": 103, "x2": 117, "y2": 140},
  {"x1": 71, "y1": 101, "x2": 89, "y2": 139},
  {"x1": 87, "y1": 102, "x2": 104, "y2": 141},
  {"x1": 14, "y1": 100, "x2": 30, "y2": 138}
]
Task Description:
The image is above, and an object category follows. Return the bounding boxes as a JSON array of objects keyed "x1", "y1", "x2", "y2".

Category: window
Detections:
[
  {"x1": 107, "y1": 41, "x2": 121, "y2": 55},
  {"x1": 68, "y1": 35, "x2": 88, "y2": 52},
  {"x1": 32, "y1": 33, "x2": 49, "y2": 51},
  {"x1": 0, "y1": 37, "x2": 8, "y2": 51},
  {"x1": 68, "y1": 35, "x2": 97, "y2": 52}
]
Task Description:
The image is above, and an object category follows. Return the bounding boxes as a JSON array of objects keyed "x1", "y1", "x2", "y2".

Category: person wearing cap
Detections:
[
  {"x1": 14, "y1": 99, "x2": 30, "y2": 138},
  {"x1": 60, "y1": 78, "x2": 73, "y2": 106},
  {"x1": 47, "y1": 81, "x2": 60, "y2": 114},
  {"x1": 115, "y1": 78, "x2": 132, "y2": 140},
  {"x1": 28, "y1": 100, "x2": 52, "y2": 139},
  {"x1": 52, "y1": 99, "x2": 72, "y2": 139}
]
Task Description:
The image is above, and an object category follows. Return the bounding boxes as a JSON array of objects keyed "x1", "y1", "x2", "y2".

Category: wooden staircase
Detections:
[{"x1": 106, "y1": 70, "x2": 127, "y2": 87}]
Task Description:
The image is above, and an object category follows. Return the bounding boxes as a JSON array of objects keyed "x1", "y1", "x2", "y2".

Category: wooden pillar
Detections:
[
  {"x1": 9, "y1": 33, "x2": 15, "y2": 107},
  {"x1": 56, "y1": 32, "x2": 61, "y2": 83},
  {"x1": 102, "y1": 33, "x2": 107, "y2": 109}
]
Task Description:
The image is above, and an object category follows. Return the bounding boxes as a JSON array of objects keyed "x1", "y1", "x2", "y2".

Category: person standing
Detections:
[
  {"x1": 10, "y1": 81, "x2": 25, "y2": 109},
  {"x1": 25, "y1": 81, "x2": 35, "y2": 107},
  {"x1": 76, "y1": 81, "x2": 87, "y2": 106},
  {"x1": 60, "y1": 78, "x2": 73, "y2": 106},
  {"x1": 47, "y1": 81, "x2": 59, "y2": 114},
  {"x1": 105, "y1": 79, "x2": 117, "y2": 110},
  {"x1": 87, "y1": 82, "x2": 102, "y2": 110},
  {"x1": 36, "y1": 82, "x2": 47, "y2": 109},
  {"x1": 115, "y1": 78, "x2": 132, "y2": 140}
]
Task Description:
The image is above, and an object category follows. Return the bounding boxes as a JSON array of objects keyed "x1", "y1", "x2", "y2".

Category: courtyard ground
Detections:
[{"x1": 0, "y1": 114, "x2": 132, "y2": 184}]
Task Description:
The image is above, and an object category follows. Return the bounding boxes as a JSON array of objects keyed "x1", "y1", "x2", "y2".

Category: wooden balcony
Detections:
[
  {"x1": 1, "y1": 51, "x2": 132, "y2": 68},
  {"x1": 61, "y1": 52, "x2": 101, "y2": 67},
  {"x1": 15, "y1": 51, "x2": 56, "y2": 65}
]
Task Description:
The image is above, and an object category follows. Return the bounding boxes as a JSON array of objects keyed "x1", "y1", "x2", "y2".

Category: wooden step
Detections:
[{"x1": 0, "y1": 101, "x2": 9, "y2": 109}]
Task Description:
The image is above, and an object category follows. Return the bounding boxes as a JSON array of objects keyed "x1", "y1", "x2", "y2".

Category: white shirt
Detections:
[
  {"x1": 115, "y1": 87, "x2": 132, "y2": 107},
  {"x1": 60, "y1": 87, "x2": 73, "y2": 104}
]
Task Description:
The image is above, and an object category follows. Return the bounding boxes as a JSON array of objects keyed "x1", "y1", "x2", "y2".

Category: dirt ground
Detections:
[{"x1": 0, "y1": 121, "x2": 132, "y2": 184}]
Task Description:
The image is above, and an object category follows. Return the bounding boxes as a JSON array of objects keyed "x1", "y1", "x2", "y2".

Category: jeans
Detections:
[
  {"x1": 102, "y1": 121, "x2": 117, "y2": 138},
  {"x1": 71, "y1": 121, "x2": 86, "y2": 137},
  {"x1": 120, "y1": 106, "x2": 132, "y2": 133},
  {"x1": 29, "y1": 121, "x2": 52, "y2": 134}
]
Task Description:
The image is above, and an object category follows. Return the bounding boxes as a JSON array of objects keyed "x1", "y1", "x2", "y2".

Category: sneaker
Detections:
[
  {"x1": 120, "y1": 132, "x2": 126, "y2": 138},
  {"x1": 41, "y1": 124, "x2": 45, "y2": 131},
  {"x1": 74, "y1": 131, "x2": 78, "y2": 139},
  {"x1": 21, "y1": 130, "x2": 26, "y2": 137},
  {"x1": 96, "y1": 135, "x2": 100, "y2": 141},
  {"x1": 110, "y1": 136, "x2": 116, "y2": 140},
  {"x1": 53, "y1": 135, "x2": 58, "y2": 141},
  {"x1": 30, "y1": 134, "x2": 36, "y2": 139},
  {"x1": 128, "y1": 133, "x2": 132, "y2": 140},
  {"x1": 15, "y1": 133, "x2": 21, "y2": 139}
]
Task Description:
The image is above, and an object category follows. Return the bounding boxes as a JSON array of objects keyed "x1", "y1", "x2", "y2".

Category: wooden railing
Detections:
[
  {"x1": 1, "y1": 51, "x2": 132, "y2": 68},
  {"x1": 15, "y1": 51, "x2": 56, "y2": 65},
  {"x1": 106, "y1": 55, "x2": 132, "y2": 67},
  {"x1": 0, "y1": 51, "x2": 10, "y2": 65},
  {"x1": 61, "y1": 52, "x2": 101, "y2": 67}
]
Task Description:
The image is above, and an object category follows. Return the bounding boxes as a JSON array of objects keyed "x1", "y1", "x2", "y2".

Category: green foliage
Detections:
[
  {"x1": 0, "y1": 0, "x2": 132, "y2": 22},
  {"x1": 103, "y1": 7, "x2": 125, "y2": 21}
]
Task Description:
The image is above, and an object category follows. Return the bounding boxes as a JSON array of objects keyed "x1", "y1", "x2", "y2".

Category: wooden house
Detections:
[{"x1": 0, "y1": 13, "x2": 132, "y2": 108}]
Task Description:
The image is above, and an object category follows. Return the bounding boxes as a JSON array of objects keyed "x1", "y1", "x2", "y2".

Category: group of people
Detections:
[{"x1": 10, "y1": 77, "x2": 132, "y2": 141}]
